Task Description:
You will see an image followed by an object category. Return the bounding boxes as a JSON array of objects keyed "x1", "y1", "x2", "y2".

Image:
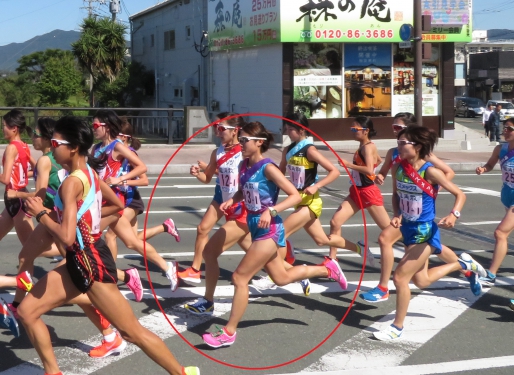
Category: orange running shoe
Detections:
[
  {"x1": 16, "y1": 271, "x2": 33, "y2": 292},
  {"x1": 177, "y1": 267, "x2": 201, "y2": 283},
  {"x1": 285, "y1": 240, "x2": 295, "y2": 265},
  {"x1": 89, "y1": 331, "x2": 127, "y2": 358}
]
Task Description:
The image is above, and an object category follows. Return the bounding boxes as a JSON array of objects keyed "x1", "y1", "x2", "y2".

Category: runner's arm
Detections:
[
  {"x1": 426, "y1": 153, "x2": 455, "y2": 181},
  {"x1": 476, "y1": 145, "x2": 501, "y2": 174},
  {"x1": 194, "y1": 150, "x2": 217, "y2": 183},
  {"x1": 109, "y1": 142, "x2": 147, "y2": 184},
  {"x1": 99, "y1": 180, "x2": 125, "y2": 217},
  {"x1": 278, "y1": 148, "x2": 287, "y2": 174},
  {"x1": 375, "y1": 148, "x2": 394, "y2": 185},
  {"x1": 10, "y1": 156, "x2": 51, "y2": 200},
  {"x1": 264, "y1": 164, "x2": 302, "y2": 213},
  {"x1": 304, "y1": 146, "x2": 339, "y2": 193},
  {"x1": 347, "y1": 144, "x2": 377, "y2": 175},
  {"x1": 0, "y1": 145, "x2": 17, "y2": 185}
]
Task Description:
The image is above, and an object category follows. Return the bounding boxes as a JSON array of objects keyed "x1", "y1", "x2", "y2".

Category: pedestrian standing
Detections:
[
  {"x1": 483, "y1": 104, "x2": 493, "y2": 137},
  {"x1": 488, "y1": 104, "x2": 502, "y2": 143}
]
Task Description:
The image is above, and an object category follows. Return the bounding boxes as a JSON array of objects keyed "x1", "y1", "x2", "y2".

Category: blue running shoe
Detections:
[
  {"x1": 184, "y1": 297, "x2": 214, "y2": 315},
  {"x1": 479, "y1": 270, "x2": 496, "y2": 286},
  {"x1": 300, "y1": 279, "x2": 310, "y2": 296},
  {"x1": 0, "y1": 298, "x2": 19, "y2": 338},
  {"x1": 459, "y1": 253, "x2": 487, "y2": 278},
  {"x1": 466, "y1": 272, "x2": 482, "y2": 296},
  {"x1": 360, "y1": 286, "x2": 389, "y2": 303}
]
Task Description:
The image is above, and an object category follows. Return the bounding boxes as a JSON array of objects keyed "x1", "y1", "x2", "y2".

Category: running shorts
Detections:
[
  {"x1": 400, "y1": 220, "x2": 442, "y2": 254},
  {"x1": 247, "y1": 212, "x2": 286, "y2": 247},
  {"x1": 128, "y1": 189, "x2": 145, "y2": 215},
  {"x1": 66, "y1": 238, "x2": 118, "y2": 293},
  {"x1": 224, "y1": 201, "x2": 248, "y2": 224},
  {"x1": 501, "y1": 184, "x2": 514, "y2": 209},
  {"x1": 213, "y1": 184, "x2": 223, "y2": 205},
  {"x1": 4, "y1": 189, "x2": 30, "y2": 218},
  {"x1": 348, "y1": 184, "x2": 384, "y2": 210},
  {"x1": 295, "y1": 190, "x2": 323, "y2": 218}
]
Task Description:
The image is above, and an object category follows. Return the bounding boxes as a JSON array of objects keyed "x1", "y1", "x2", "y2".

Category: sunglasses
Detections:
[
  {"x1": 216, "y1": 124, "x2": 236, "y2": 132},
  {"x1": 397, "y1": 139, "x2": 417, "y2": 146},
  {"x1": 31, "y1": 129, "x2": 42, "y2": 138},
  {"x1": 92, "y1": 122, "x2": 106, "y2": 130},
  {"x1": 118, "y1": 133, "x2": 132, "y2": 138},
  {"x1": 505, "y1": 126, "x2": 514, "y2": 132},
  {"x1": 392, "y1": 124, "x2": 407, "y2": 131},
  {"x1": 350, "y1": 127, "x2": 367, "y2": 132},
  {"x1": 51, "y1": 139, "x2": 71, "y2": 148},
  {"x1": 238, "y1": 136, "x2": 266, "y2": 144}
]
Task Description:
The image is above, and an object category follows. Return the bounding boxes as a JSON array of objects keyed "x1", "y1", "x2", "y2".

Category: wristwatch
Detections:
[
  {"x1": 268, "y1": 207, "x2": 278, "y2": 217},
  {"x1": 451, "y1": 210, "x2": 461, "y2": 219}
]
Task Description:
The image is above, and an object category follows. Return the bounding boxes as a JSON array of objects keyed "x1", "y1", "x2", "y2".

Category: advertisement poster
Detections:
[
  {"x1": 344, "y1": 43, "x2": 392, "y2": 118},
  {"x1": 208, "y1": 0, "x2": 281, "y2": 51},
  {"x1": 293, "y1": 43, "x2": 343, "y2": 119},
  {"x1": 391, "y1": 44, "x2": 440, "y2": 116},
  {"x1": 422, "y1": 0, "x2": 472, "y2": 42},
  {"x1": 280, "y1": 0, "x2": 413, "y2": 43}
]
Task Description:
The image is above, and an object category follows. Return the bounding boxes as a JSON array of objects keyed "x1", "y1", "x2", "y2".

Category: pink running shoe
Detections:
[
  {"x1": 163, "y1": 218, "x2": 181, "y2": 242},
  {"x1": 202, "y1": 326, "x2": 236, "y2": 348},
  {"x1": 125, "y1": 268, "x2": 144, "y2": 302},
  {"x1": 7, "y1": 303, "x2": 19, "y2": 319},
  {"x1": 324, "y1": 257, "x2": 348, "y2": 290}
]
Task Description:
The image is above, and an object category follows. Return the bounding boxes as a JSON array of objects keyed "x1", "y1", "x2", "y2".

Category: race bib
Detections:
[
  {"x1": 243, "y1": 181, "x2": 261, "y2": 211},
  {"x1": 502, "y1": 167, "x2": 514, "y2": 188},
  {"x1": 287, "y1": 164, "x2": 306, "y2": 189},
  {"x1": 398, "y1": 191, "x2": 422, "y2": 221},
  {"x1": 219, "y1": 167, "x2": 238, "y2": 201}
]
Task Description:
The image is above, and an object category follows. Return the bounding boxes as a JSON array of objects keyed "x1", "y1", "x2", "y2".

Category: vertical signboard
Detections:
[{"x1": 208, "y1": 0, "x2": 281, "y2": 51}]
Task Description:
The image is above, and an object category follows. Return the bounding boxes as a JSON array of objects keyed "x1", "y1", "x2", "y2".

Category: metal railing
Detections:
[{"x1": 0, "y1": 107, "x2": 185, "y2": 144}]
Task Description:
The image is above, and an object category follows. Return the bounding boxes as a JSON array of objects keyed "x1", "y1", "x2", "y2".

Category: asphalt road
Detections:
[
  {"x1": 1, "y1": 172, "x2": 514, "y2": 375},
  {"x1": 455, "y1": 115, "x2": 486, "y2": 134}
]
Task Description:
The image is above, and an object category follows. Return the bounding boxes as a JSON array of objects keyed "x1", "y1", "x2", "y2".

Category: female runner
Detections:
[
  {"x1": 177, "y1": 113, "x2": 246, "y2": 283},
  {"x1": 373, "y1": 126, "x2": 485, "y2": 341},
  {"x1": 17, "y1": 116, "x2": 199, "y2": 375},
  {"x1": 184, "y1": 116, "x2": 252, "y2": 314},
  {"x1": 0, "y1": 109, "x2": 34, "y2": 245},
  {"x1": 92, "y1": 110, "x2": 178, "y2": 291},
  {"x1": 360, "y1": 114, "x2": 479, "y2": 303},
  {"x1": 329, "y1": 116, "x2": 389, "y2": 264},
  {"x1": 202, "y1": 122, "x2": 347, "y2": 348},
  {"x1": 476, "y1": 118, "x2": 514, "y2": 285}
]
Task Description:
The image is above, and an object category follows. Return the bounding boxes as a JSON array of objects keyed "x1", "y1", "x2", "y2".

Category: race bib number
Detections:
[
  {"x1": 219, "y1": 167, "x2": 238, "y2": 201},
  {"x1": 287, "y1": 164, "x2": 306, "y2": 189},
  {"x1": 243, "y1": 182, "x2": 261, "y2": 211},
  {"x1": 398, "y1": 191, "x2": 422, "y2": 221},
  {"x1": 350, "y1": 169, "x2": 362, "y2": 187},
  {"x1": 503, "y1": 167, "x2": 514, "y2": 188}
]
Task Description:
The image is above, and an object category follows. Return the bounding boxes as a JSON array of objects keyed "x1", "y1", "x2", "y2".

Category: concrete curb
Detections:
[{"x1": 147, "y1": 162, "x2": 501, "y2": 175}]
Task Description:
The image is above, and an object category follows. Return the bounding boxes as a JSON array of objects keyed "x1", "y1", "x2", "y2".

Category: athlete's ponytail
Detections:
[{"x1": 120, "y1": 119, "x2": 141, "y2": 151}]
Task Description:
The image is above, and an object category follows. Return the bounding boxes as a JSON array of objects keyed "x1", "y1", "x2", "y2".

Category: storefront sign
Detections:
[
  {"x1": 280, "y1": 0, "x2": 414, "y2": 43},
  {"x1": 422, "y1": 0, "x2": 470, "y2": 25},
  {"x1": 208, "y1": 0, "x2": 281, "y2": 51}
]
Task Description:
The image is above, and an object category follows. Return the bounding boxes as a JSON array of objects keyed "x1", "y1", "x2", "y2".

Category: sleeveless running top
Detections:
[
  {"x1": 34, "y1": 152, "x2": 63, "y2": 209},
  {"x1": 351, "y1": 143, "x2": 378, "y2": 187},
  {"x1": 216, "y1": 144, "x2": 243, "y2": 202},
  {"x1": 54, "y1": 167, "x2": 102, "y2": 251},
  {"x1": 500, "y1": 143, "x2": 514, "y2": 189},
  {"x1": 286, "y1": 140, "x2": 319, "y2": 191},
  {"x1": 93, "y1": 139, "x2": 123, "y2": 182},
  {"x1": 118, "y1": 146, "x2": 138, "y2": 206},
  {"x1": 4, "y1": 141, "x2": 31, "y2": 191},
  {"x1": 240, "y1": 159, "x2": 279, "y2": 214},
  {"x1": 395, "y1": 161, "x2": 438, "y2": 222}
]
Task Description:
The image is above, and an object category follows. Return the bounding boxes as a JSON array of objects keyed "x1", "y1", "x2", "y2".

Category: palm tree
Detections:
[{"x1": 72, "y1": 17, "x2": 127, "y2": 107}]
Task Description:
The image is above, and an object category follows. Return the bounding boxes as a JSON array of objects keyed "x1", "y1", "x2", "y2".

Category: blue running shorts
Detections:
[
  {"x1": 501, "y1": 184, "x2": 514, "y2": 209},
  {"x1": 247, "y1": 212, "x2": 286, "y2": 247},
  {"x1": 400, "y1": 220, "x2": 442, "y2": 254}
]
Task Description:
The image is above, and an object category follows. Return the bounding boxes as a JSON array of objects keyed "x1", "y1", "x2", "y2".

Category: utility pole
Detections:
[
  {"x1": 110, "y1": 0, "x2": 121, "y2": 22},
  {"x1": 413, "y1": 0, "x2": 423, "y2": 126}
]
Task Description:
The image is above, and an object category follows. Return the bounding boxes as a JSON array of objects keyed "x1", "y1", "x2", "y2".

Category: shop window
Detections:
[
  {"x1": 293, "y1": 43, "x2": 343, "y2": 119},
  {"x1": 480, "y1": 47, "x2": 490, "y2": 53},
  {"x1": 492, "y1": 47, "x2": 502, "y2": 52},
  {"x1": 468, "y1": 47, "x2": 478, "y2": 53},
  {"x1": 164, "y1": 30, "x2": 175, "y2": 50}
]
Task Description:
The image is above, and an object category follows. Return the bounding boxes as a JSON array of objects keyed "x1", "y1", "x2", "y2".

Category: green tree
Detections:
[
  {"x1": 0, "y1": 74, "x2": 38, "y2": 107},
  {"x1": 38, "y1": 54, "x2": 83, "y2": 105},
  {"x1": 72, "y1": 17, "x2": 127, "y2": 106},
  {"x1": 95, "y1": 61, "x2": 154, "y2": 108}
]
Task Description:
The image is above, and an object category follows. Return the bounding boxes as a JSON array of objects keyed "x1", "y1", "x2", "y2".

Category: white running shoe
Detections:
[
  {"x1": 251, "y1": 275, "x2": 277, "y2": 291},
  {"x1": 165, "y1": 261, "x2": 178, "y2": 292},
  {"x1": 459, "y1": 253, "x2": 487, "y2": 278},
  {"x1": 358, "y1": 240, "x2": 376, "y2": 268},
  {"x1": 373, "y1": 324, "x2": 403, "y2": 341}
]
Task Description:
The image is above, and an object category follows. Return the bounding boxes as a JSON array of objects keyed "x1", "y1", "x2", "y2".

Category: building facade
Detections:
[{"x1": 131, "y1": 0, "x2": 473, "y2": 140}]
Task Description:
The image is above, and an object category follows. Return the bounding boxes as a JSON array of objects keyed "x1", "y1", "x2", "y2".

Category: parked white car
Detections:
[{"x1": 486, "y1": 100, "x2": 514, "y2": 123}]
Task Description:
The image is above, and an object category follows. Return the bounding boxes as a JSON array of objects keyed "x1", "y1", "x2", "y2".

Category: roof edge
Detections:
[{"x1": 130, "y1": 0, "x2": 180, "y2": 20}]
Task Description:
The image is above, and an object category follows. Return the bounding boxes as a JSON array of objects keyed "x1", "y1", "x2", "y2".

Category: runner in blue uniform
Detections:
[
  {"x1": 361, "y1": 114, "x2": 477, "y2": 303},
  {"x1": 374, "y1": 126, "x2": 486, "y2": 341},
  {"x1": 201, "y1": 121, "x2": 347, "y2": 348},
  {"x1": 476, "y1": 118, "x2": 514, "y2": 286}
]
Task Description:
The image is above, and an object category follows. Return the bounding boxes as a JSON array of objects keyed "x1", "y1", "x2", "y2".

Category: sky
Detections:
[{"x1": 0, "y1": 0, "x2": 512, "y2": 47}]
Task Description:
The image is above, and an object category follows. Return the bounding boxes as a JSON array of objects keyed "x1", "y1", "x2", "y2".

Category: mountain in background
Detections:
[{"x1": 0, "y1": 29, "x2": 80, "y2": 72}]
